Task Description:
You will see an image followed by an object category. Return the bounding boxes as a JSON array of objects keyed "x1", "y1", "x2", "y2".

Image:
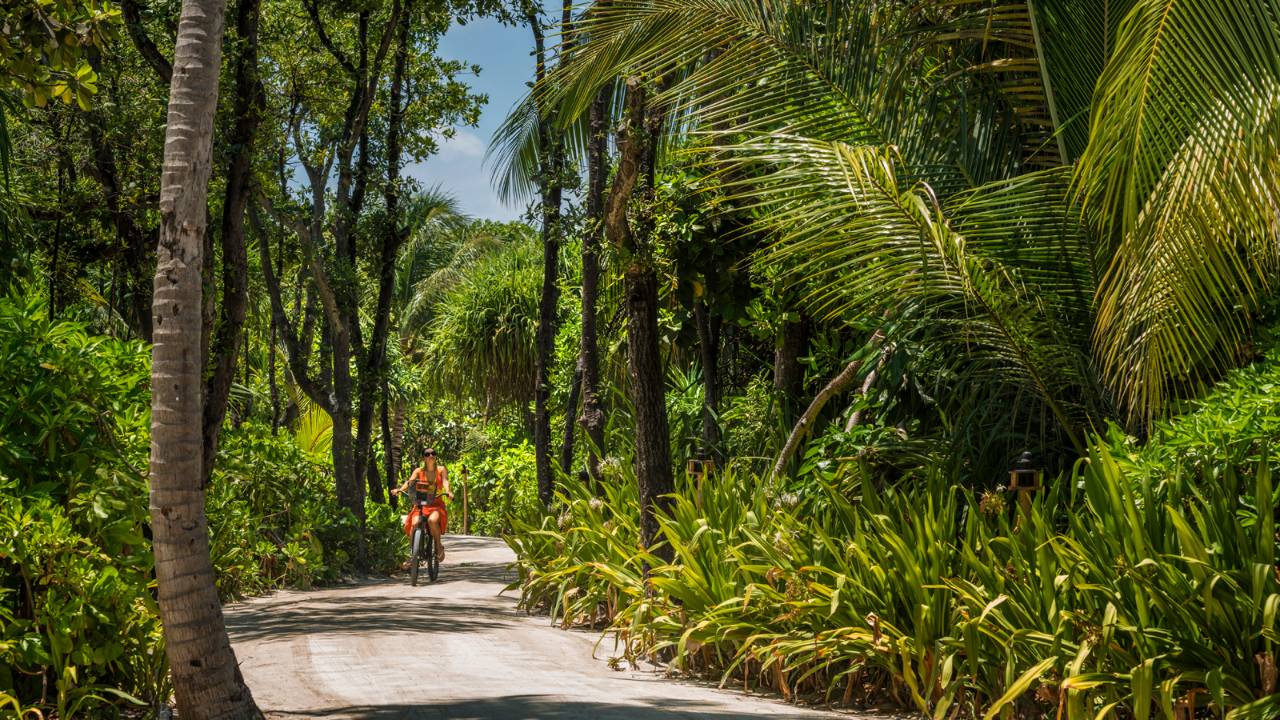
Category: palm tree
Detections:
[
  {"x1": 498, "y1": 0, "x2": 1280, "y2": 462},
  {"x1": 148, "y1": 0, "x2": 260, "y2": 716}
]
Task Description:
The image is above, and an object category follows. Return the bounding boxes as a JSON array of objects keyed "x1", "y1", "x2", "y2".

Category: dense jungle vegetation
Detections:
[{"x1": 2, "y1": 0, "x2": 1280, "y2": 718}]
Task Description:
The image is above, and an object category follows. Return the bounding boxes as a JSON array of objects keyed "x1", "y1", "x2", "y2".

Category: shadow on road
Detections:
[
  {"x1": 225, "y1": 534, "x2": 519, "y2": 644},
  {"x1": 264, "y1": 694, "x2": 839, "y2": 719},
  {"x1": 226, "y1": 592, "x2": 512, "y2": 642}
]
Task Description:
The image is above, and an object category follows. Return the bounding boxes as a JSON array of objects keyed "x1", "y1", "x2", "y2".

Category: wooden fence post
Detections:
[{"x1": 461, "y1": 464, "x2": 470, "y2": 535}]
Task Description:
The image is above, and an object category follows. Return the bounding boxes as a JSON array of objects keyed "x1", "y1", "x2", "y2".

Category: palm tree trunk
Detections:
[
  {"x1": 150, "y1": 0, "x2": 260, "y2": 716},
  {"x1": 391, "y1": 401, "x2": 406, "y2": 486}
]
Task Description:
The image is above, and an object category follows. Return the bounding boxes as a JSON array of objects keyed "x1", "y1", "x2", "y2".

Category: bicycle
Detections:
[{"x1": 407, "y1": 494, "x2": 440, "y2": 586}]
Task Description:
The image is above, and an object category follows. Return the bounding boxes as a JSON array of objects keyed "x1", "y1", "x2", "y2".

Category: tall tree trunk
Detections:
[
  {"x1": 773, "y1": 314, "x2": 808, "y2": 426},
  {"x1": 606, "y1": 79, "x2": 672, "y2": 557},
  {"x1": 331, "y1": 345, "x2": 361, "y2": 529},
  {"x1": 283, "y1": 0, "x2": 402, "y2": 536},
  {"x1": 694, "y1": 298, "x2": 721, "y2": 460},
  {"x1": 528, "y1": 4, "x2": 565, "y2": 507},
  {"x1": 578, "y1": 86, "x2": 609, "y2": 488},
  {"x1": 268, "y1": 310, "x2": 279, "y2": 433},
  {"x1": 626, "y1": 266, "x2": 673, "y2": 557},
  {"x1": 381, "y1": 384, "x2": 395, "y2": 506},
  {"x1": 559, "y1": 362, "x2": 582, "y2": 476},
  {"x1": 390, "y1": 401, "x2": 406, "y2": 486},
  {"x1": 149, "y1": 0, "x2": 259, "y2": 716},
  {"x1": 366, "y1": 451, "x2": 384, "y2": 505},
  {"x1": 354, "y1": 2, "x2": 411, "y2": 518},
  {"x1": 203, "y1": 0, "x2": 262, "y2": 486}
]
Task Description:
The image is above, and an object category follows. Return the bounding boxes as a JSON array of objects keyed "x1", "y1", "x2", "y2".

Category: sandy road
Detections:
[{"x1": 225, "y1": 535, "x2": 861, "y2": 719}]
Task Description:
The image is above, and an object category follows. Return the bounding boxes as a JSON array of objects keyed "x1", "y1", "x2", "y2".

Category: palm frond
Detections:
[
  {"x1": 1093, "y1": 78, "x2": 1280, "y2": 421},
  {"x1": 1077, "y1": 0, "x2": 1280, "y2": 420},
  {"x1": 724, "y1": 138, "x2": 1100, "y2": 448},
  {"x1": 1034, "y1": 0, "x2": 1136, "y2": 160},
  {"x1": 540, "y1": 0, "x2": 1052, "y2": 195}
]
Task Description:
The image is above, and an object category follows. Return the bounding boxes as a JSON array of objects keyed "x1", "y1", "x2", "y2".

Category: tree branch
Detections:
[
  {"x1": 772, "y1": 328, "x2": 886, "y2": 479},
  {"x1": 302, "y1": 0, "x2": 357, "y2": 75},
  {"x1": 251, "y1": 201, "x2": 333, "y2": 413},
  {"x1": 120, "y1": 0, "x2": 173, "y2": 84}
]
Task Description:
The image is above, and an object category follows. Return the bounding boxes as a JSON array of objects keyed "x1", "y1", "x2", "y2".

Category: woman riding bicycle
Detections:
[{"x1": 393, "y1": 448, "x2": 452, "y2": 563}]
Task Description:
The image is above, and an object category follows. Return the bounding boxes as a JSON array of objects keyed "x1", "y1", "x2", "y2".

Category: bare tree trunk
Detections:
[
  {"x1": 381, "y1": 385, "x2": 395, "y2": 506},
  {"x1": 625, "y1": 265, "x2": 673, "y2": 557},
  {"x1": 694, "y1": 298, "x2": 721, "y2": 460},
  {"x1": 391, "y1": 401, "x2": 406, "y2": 487},
  {"x1": 203, "y1": 0, "x2": 262, "y2": 485},
  {"x1": 354, "y1": 1, "x2": 411, "y2": 516},
  {"x1": 578, "y1": 87, "x2": 609, "y2": 488},
  {"x1": 559, "y1": 362, "x2": 582, "y2": 476},
  {"x1": 527, "y1": 3, "x2": 566, "y2": 507},
  {"x1": 366, "y1": 452, "x2": 384, "y2": 505},
  {"x1": 606, "y1": 78, "x2": 672, "y2": 557},
  {"x1": 149, "y1": 0, "x2": 260, "y2": 715},
  {"x1": 773, "y1": 314, "x2": 808, "y2": 426},
  {"x1": 268, "y1": 310, "x2": 279, "y2": 433}
]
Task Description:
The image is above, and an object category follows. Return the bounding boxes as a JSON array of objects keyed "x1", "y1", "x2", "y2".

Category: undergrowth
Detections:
[{"x1": 505, "y1": 349, "x2": 1280, "y2": 719}]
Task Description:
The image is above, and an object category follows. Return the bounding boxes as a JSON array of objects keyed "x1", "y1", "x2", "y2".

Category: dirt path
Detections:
[{"x1": 225, "y1": 535, "x2": 863, "y2": 719}]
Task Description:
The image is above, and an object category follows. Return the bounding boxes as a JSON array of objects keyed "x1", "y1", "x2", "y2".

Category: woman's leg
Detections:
[
  {"x1": 403, "y1": 512, "x2": 423, "y2": 569},
  {"x1": 427, "y1": 510, "x2": 444, "y2": 561}
]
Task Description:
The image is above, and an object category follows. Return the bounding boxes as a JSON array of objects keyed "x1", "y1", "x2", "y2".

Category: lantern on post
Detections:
[
  {"x1": 687, "y1": 457, "x2": 715, "y2": 508},
  {"x1": 1008, "y1": 450, "x2": 1041, "y2": 527}
]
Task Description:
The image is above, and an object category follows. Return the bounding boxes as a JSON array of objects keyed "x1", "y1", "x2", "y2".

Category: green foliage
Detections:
[
  {"x1": 0, "y1": 294, "x2": 160, "y2": 714},
  {"x1": 509, "y1": 377, "x2": 1280, "y2": 717},
  {"x1": 1105, "y1": 341, "x2": 1280, "y2": 478},
  {"x1": 422, "y1": 226, "x2": 542, "y2": 409},
  {"x1": 461, "y1": 439, "x2": 538, "y2": 536},
  {"x1": 0, "y1": 0, "x2": 118, "y2": 108},
  {"x1": 0, "y1": 295, "x2": 403, "y2": 715}
]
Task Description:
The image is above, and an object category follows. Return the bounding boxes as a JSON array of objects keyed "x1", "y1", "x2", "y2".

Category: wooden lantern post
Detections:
[{"x1": 1008, "y1": 450, "x2": 1041, "y2": 529}]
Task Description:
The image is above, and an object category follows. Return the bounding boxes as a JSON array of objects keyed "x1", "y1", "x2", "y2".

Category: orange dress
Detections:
[{"x1": 403, "y1": 465, "x2": 448, "y2": 536}]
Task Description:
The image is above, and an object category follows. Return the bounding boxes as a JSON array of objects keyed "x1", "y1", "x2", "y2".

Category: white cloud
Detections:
[
  {"x1": 437, "y1": 130, "x2": 486, "y2": 159},
  {"x1": 406, "y1": 130, "x2": 526, "y2": 222}
]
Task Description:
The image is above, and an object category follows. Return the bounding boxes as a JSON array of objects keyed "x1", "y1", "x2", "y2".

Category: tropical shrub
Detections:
[
  {"x1": 0, "y1": 294, "x2": 160, "y2": 715},
  {"x1": 0, "y1": 295, "x2": 404, "y2": 715},
  {"x1": 508, "y1": 421, "x2": 1280, "y2": 718},
  {"x1": 461, "y1": 438, "x2": 538, "y2": 536}
]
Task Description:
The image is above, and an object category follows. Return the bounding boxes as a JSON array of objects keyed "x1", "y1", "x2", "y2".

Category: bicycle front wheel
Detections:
[
  {"x1": 427, "y1": 534, "x2": 439, "y2": 582},
  {"x1": 409, "y1": 526, "x2": 423, "y2": 587}
]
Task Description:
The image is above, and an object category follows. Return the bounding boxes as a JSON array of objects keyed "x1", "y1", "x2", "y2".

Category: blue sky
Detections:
[{"x1": 404, "y1": 15, "x2": 540, "y2": 222}]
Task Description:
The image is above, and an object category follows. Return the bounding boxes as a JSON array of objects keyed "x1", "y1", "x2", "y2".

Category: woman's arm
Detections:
[
  {"x1": 440, "y1": 466, "x2": 452, "y2": 499},
  {"x1": 391, "y1": 469, "x2": 415, "y2": 495}
]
